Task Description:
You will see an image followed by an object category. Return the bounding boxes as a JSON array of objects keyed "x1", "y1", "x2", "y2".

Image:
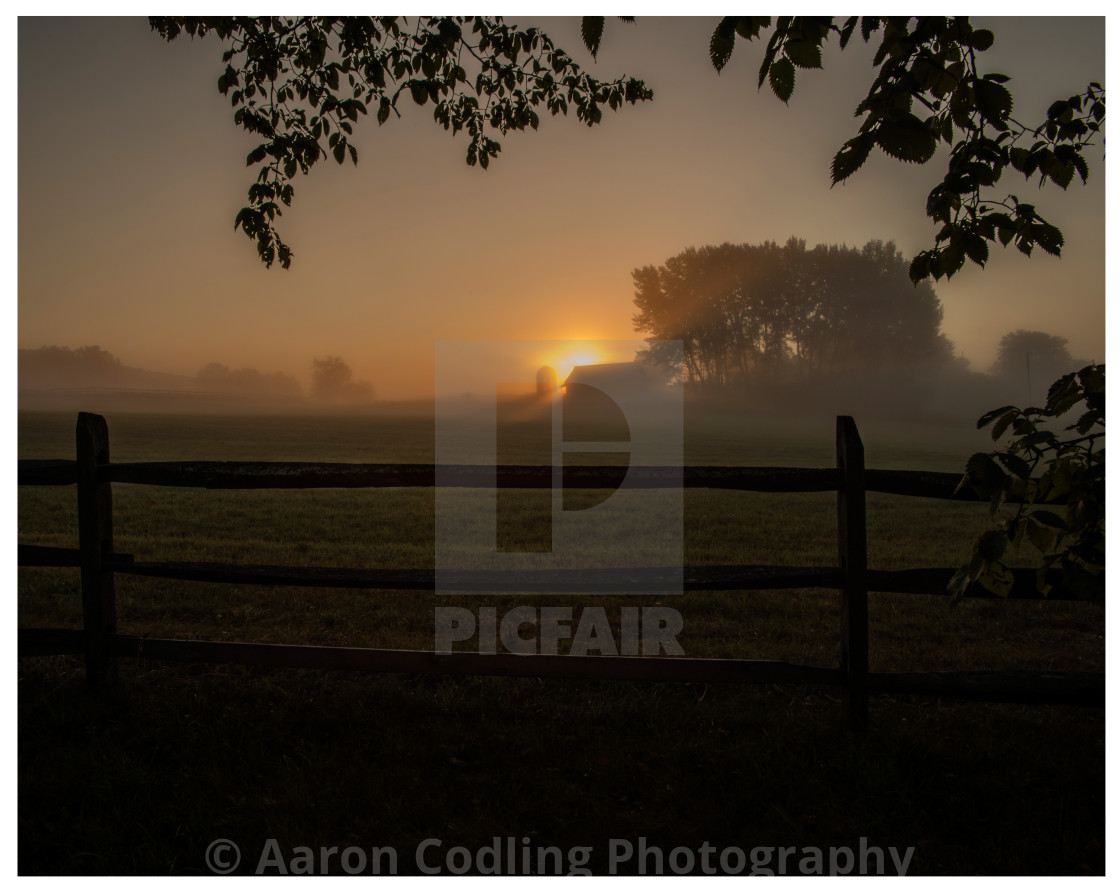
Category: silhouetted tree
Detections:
[
  {"x1": 71, "y1": 345, "x2": 123, "y2": 371},
  {"x1": 992, "y1": 330, "x2": 1078, "y2": 379},
  {"x1": 150, "y1": 16, "x2": 1103, "y2": 277},
  {"x1": 197, "y1": 362, "x2": 232, "y2": 382},
  {"x1": 632, "y1": 239, "x2": 953, "y2": 389},
  {"x1": 311, "y1": 355, "x2": 375, "y2": 402},
  {"x1": 312, "y1": 356, "x2": 351, "y2": 397},
  {"x1": 989, "y1": 330, "x2": 1088, "y2": 405}
]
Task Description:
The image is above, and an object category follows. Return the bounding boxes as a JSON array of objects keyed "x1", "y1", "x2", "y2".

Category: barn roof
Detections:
[{"x1": 564, "y1": 361, "x2": 660, "y2": 389}]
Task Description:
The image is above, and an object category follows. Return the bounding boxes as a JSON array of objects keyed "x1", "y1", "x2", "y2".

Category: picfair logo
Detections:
[{"x1": 434, "y1": 340, "x2": 683, "y2": 595}]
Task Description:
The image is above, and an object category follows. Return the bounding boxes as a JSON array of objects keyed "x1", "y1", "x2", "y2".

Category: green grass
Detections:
[{"x1": 17, "y1": 409, "x2": 1105, "y2": 875}]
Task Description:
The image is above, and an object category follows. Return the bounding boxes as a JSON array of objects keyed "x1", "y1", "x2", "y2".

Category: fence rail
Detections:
[
  {"x1": 15, "y1": 547, "x2": 1080, "y2": 600},
  {"x1": 17, "y1": 412, "x2": 1102, "y2": 730},
  {"x1": 17, "y1": 457, "x2": 1035, "y2": 502}
]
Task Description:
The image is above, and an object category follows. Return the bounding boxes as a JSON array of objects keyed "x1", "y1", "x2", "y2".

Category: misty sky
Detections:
[{"x1": 17, "y1": 15, "x2": 1106, "y2": 398}]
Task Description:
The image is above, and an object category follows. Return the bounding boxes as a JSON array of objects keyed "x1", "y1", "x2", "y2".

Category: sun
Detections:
[{"x1": 550, "y1": 348, "x2": 601, "y2": 382}]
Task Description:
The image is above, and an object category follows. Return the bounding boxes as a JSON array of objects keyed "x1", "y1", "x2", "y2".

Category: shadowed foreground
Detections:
[
  {"x1": 19, "y1": 660, "x2": 1103, "y2": 875},
  {"x1": 18, "y1": 411, "x2": 1104, "y2": 874}
]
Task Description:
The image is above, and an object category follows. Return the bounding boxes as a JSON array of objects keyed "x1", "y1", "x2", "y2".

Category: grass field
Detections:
[{"x1": 17, "y1": 408, "x2": 1105, "y2": 875}]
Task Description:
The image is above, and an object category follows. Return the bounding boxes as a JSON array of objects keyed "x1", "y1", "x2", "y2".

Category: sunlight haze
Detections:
[{"x1": 18, "y1": 16, "x2": 1106, "y2": 399}]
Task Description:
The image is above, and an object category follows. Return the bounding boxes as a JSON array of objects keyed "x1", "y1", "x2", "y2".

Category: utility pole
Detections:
[{"x1": 1025, "y1": 350, "x2": 1033, "y2": 407}]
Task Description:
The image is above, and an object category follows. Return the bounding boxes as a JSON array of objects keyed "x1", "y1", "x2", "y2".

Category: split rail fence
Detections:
[{"x1": 18, "y1": 412, "x2": 1103, "y2": 731}]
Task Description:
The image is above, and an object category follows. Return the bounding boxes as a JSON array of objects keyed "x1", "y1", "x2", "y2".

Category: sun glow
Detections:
[{"x1": 549, "y1": 348, "x2": 601, "y2": 382}]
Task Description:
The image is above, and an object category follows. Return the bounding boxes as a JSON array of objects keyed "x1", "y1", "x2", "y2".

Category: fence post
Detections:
[
  {"x1": 836, "y1": 416, "x2": 868, "y2": 733},
  {"x1": 77, "y1": 412, "x2": 116, "y2": 687}
]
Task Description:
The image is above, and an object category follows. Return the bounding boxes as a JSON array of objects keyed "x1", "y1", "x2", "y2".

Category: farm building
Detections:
[
  {"x1": 561, "y1": 361, "x2": 675, "y2": 441},
  {"x1": 562, "y1": 360, "x2": 666, "y2": 395}
]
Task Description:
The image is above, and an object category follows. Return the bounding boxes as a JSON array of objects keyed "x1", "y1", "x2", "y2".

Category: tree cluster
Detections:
[
  {"x1": 311, "y1": 355, "x2": 375, "y2": 402},
  {"x1": 632, "y1": 239, "x2": 955, "y2": 390}
]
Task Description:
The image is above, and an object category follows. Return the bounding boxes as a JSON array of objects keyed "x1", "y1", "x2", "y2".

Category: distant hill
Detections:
[
  {"x1": 19, "y1": 345, "x2": 197, "y2": 392},
  {"x1": 17, "y1": 346, "x2": 316, "y2": 414}
]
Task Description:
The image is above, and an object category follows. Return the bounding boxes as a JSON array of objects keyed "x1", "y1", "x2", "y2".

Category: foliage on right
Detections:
[
  {"x1": 692, "y1": 16, "x2": 1105, "y2": 283},
  {"x1": 953, "y1": 364, "x2": 1104, "y2": 603}
]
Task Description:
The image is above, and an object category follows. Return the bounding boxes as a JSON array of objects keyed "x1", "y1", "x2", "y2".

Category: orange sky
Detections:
[{"x1": 17, "y1": 16, "x2": 1107, "y2": 398}]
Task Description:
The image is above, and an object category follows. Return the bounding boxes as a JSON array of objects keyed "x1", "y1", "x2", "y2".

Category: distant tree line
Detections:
[
  {"x1": 196, "y1": 362, "x2": 301, "y2": 397},
  {"x1": 19, "y1": 345, "x2": 176, "y2": 392},
  {"x1": 19, "y1": 345, "x2": 376, "y2": 404},
  {"x1": 199, "y1": 356, "x2": 375, "y2": 402},
  {"x1": 20, "y1": 345, "x2": 124, "y2": 383}
]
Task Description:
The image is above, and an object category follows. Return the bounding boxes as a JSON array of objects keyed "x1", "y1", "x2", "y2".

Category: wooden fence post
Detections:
[
  {"x1": 836, "y1": 416, "x2": 868, "y2": 733},
  {"x1": 77, "y1": 412, "x2": 116, "y2": 687}
]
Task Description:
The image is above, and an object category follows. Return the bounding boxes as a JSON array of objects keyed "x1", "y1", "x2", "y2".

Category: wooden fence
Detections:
[{"x1": 18, "y1": 412, "x2": 1103, "y2": 731}]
